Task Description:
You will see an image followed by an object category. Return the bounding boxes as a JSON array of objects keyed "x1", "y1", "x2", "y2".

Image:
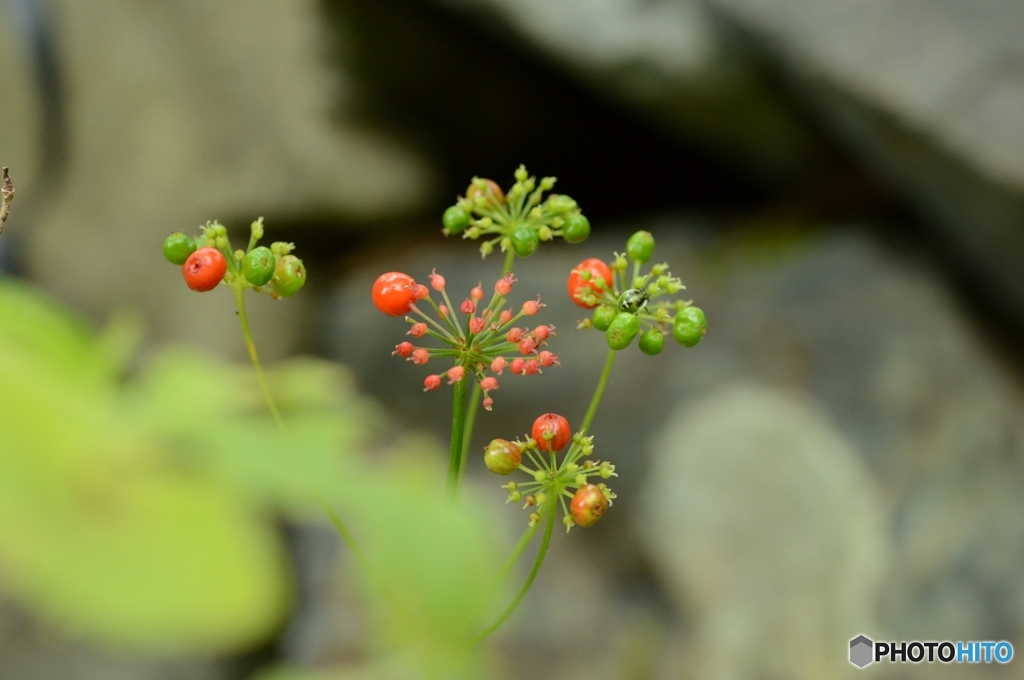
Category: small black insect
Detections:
[{"x1": 618, "y1": 288, "x2": 649, "y2": 313}]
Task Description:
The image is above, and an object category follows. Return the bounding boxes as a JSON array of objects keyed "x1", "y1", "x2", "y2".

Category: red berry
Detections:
[
  {"x1": 182, "y1": 247, "x2": 227, "y2": 292},
  {"x1": 532, "y1": 325, "x2": 550, "y2": 340},
  {"x1": 409, "y1": 322, "x2": 427, "y2": 338},
  {"x1": 372, "y1": 272, "x2": 417, "y2": 316},
  {"x1": 511, "y1": 358, "x2": 526, "y2": 375},
  {"x1": 532, "y1": 413, "x2": 570, "y2": 452},
  {"x1": 447, "y1": 365, "x2": 465, "y2": 384},
  {"x1": 471, "y1": 284, "x2": 484, "y2": 302},
  {"x1": 499, "y1": 309, "x2": 513, "y2": 325},
  {"x1": 495, "y1": 274, "x2": 515, "y2": 296},
  {"x1": 429, "y1": 269, "x2": 446, "y2": 292},
  {"x1": 411, "y1": 348, "x2": 428, "y2": 365},
  {"x1": 524, "y1": 359, "x2": 540, "y2": 375},
  {"x1": 491, "y1": 357, "x2": 507, "y2": 374},
  {"x1": 567, "y1": 258, "x2": 613, "y2": 309},
  {"x1": 570, "y1": 484, "x2": 608, "y2": 527},
  {"x1": 469, "y1": 317, "x2": 486, "y2": 333},
  {"x1": 538, "y1": 351, "x2": 560, "y2": 367},
  {"x1": 461, "y1": 299, "x2": 476, "y2": 314},
  {"x1": 424, "y1": 375, "x2": 441, "y2": 391},
  {"x1": 519, "y1": 337, "x2": 538, "y2": 355},
  {"x1": 394, "y1": 342, "x2": 414, "y2": 357},
  {"x1": 507, "y1": 327, "x2": 524, "y2": 343},
  {"x1": 522, "y1": 297, "x2": 543, "y2": 315},
  {"x1": 480, "y1": 376, "x2": 498, "y2": 391}
]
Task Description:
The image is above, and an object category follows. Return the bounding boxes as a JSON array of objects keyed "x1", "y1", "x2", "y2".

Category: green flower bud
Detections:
[
  {"x1": 638, "y1": 328, "x2": 665, "y2": 355},
  {"x1": 592, "y1": 305, "x2": 618, "y2": 331},
  {"x1": 442, "y1": 205, "x2": 471, "y2": 234},
  {"x1": 514, "y1": 165, "x2": 528, "y2": 182},
  {"x1": 243, "y1": 246, "x2": 276, "y2": 286},
  {"x1": 626, "y1": 230, "x2": 655, "y2": 263},
  {"x1": 673, "y1": 306, "x2": 707, "y2": 347},
  {"x1": 538, "y1": 225, "x2": 553, "y2": 241},
  {"x1": 606, "y1": 312, "x2": 640, "y2": 350},
  {"x1": 163, "y1": 232, "x2": 196, "y2": 265},
  {"x1": 561, "y1": 214, "x2": 590, "y2": 243},
  {"x1": 271, "y1": 254, "x2": 306, "y2": 297},
  {"x1": 250, "y1": 217, "x2": 265, "y2": 241},
  {"x1": 510, "y1": 226, "x2": 540, "y2": 257}
]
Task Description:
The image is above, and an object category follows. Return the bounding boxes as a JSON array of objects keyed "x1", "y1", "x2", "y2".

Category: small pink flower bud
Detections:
[
  {"x1": 424, "y1": 374, "x2": 441, "y2": 391},
  {"x1": 394, "y1": 342, "x2": 414, "y2": 357},
  {"x1": 482, "y1": 396, "x2": 494, "y2": 411},
  {"x1": 511, "y1": 358, "x2": 526, "y2": 375},
  {"x1": 522, "y1": 297, "x2": 544, "y2": 315},
  {"x1": 409, "y1": 323, "x2": 427, "y2": 338},
  {"x1": 524, "y1": 359, "x2": 540, "y2": 375},
  {"x1": 480, "y1": 376, "x2": 499, "y2": 391},
  {"x1": 470, "y1": 284, "x2": 484, "y2": 302},
  {"x1": 461, "y1": 299, "x2": 476, "y2": 314},
  {"x1": 447, "y1": 365, "x2": 465, "y2": 384},
  {"x1": 469, "y1": 316, "x2": 486, "y2": 333},
  {"x1": 438, "y1": 304, "x2": 449, "y2": 318},
  {"x1": 507, "y1": 327, "x2": 524, "y2": 343},
  {"x1": 532, "y1": 325, "x2": 551, "y2": 340},
  {"x1": 499, "y1": 309, "x2": 512, "y2": 325},
  {"x1": 491, "y1": 356, "x2": 507, "y2": 374},
  {"x1": 519, "y1": 337, "x2": 538, "y2": 355},
  {"x1": 429, "y1": 269, "x2": 446, "y2": 292},
  {"x1": 411, "y1": 348, "x2": 429, "y2": 365},
  {"x1": 538, "y1": 351, "x2": 560, "y2": 367},
  {"x1": 413, "y1": 284, "x2": 429, "y2": 300},
  {"x1": 495, "y1": 274, "x2": 516, "y2": 296}
]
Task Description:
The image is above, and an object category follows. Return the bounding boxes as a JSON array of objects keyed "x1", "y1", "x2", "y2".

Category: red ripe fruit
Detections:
[
  {"x1": 567, "y1": 258, "x2": 613, "y2": 308},
  {"x1": 424, "y1": 375, "x2": 441, "y2": 391},
  {"x1": 510, "y1": 358, "x2": 526, "y2": 375},
  {"x1": 461, "y1": 299, "x2": 476, "y2": 314},
  {"x1": 507, "y1": 327, "x2": 524, "y2": 343},
  {"x1": 372, "y1": 272, "x2": 417, "y2": 316},
  {"x1": 495, "y1": 274, "x2": 515, "y2": 296},
  {"x1": 524, "y1": 359, "x2": 540, "y2": 375},
  {"x1": 522, "y1": 298, "x2": 543, "y2": 315},
  {"x1": 183, "y1": 247, "x2": 227, "y2": 292},
  {"x1": 532, "y1": 325, "x2": 550, "y2": 340},
  {"x1": 469, "y1": 317, "x2": 486, "y2": 333},
  {"x1": 394, "y1": 342, "x2": 414, "y2": 357},
  {"x1": 570, "y1": 484, "x2": 608, "y2": 527},
  {"x1": 532, "y1": 413, "x2": 571, "y2": 452},
  {"x1": 519, "y1": 337, "x2": 538, "y2": 355}
]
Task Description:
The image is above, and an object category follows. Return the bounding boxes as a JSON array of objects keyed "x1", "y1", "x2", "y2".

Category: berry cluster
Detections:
[
  {"x1": 442, "y1": 165, "x2": 591, "y2": 258},
  {"x1": 571, "y1": 230, "x2": 707, "y2": 353},
  {"x1": 483, "y1": 413, "x2": 616, "y2": 531},
  {"x1": 372, "y1": 269, "x2": 558, "y2": 410},
  {"x1": 162, "y1": 218, "x2": 306, "y2": 298}
]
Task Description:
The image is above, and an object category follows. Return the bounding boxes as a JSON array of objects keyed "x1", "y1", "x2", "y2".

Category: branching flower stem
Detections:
[{"x1": 581, "y1": 349, "x2": 616, "y2": 434}]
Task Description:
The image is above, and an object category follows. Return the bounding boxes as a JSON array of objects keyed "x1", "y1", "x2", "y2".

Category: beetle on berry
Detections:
[{"x1": 617, "y1": 288, "x2": 649, "y2": 313}]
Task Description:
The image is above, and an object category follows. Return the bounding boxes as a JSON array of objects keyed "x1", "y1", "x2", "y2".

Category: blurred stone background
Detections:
[{"x1": 2, "y1": 0, "x2": 1024, "y2": 678}]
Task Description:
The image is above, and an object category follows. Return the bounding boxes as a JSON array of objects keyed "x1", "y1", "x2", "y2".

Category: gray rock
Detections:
[{"x1": 704, "y1": 0, "x2": 1024, "y2": 332}]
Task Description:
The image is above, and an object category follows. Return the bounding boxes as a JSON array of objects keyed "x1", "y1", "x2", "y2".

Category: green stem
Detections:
[
  {"x1": 233, "y1": 287, "x2": 284, "y2": 428},
  {"x1": 472, "y1": 497, "x2": 557, "y2": 643},
  {"x1": 447, "y1": 372, "x2": 469, "y2": 495},
  {"x1": 496, "y1": 518, "x2": 540, "y2": 586},
  {"x1": 580, "y1": 349, "x2": 616, "y2": 434},
  {"x1": 502, "y1": 248, "x2": 515, "y2": 276},
  {"x1": 460, "y1": 382, "x2": 481, "y2": 474}
]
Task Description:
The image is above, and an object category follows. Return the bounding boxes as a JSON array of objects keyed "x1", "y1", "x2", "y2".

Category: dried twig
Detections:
[{"x1": 0, "y1": 167, "x2": 13, "y2": 238}]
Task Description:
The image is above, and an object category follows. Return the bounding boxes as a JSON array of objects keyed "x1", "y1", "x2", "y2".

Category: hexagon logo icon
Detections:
[{"x1": 850, "y1": 635, "x2": 874, "y2": 668}]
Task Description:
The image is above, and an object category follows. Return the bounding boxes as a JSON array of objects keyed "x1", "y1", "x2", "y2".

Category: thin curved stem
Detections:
[
  {"x1": 460, "y1": 382, "x2": 481, "y2": 474},
  {"x1": 496, "y1": 518, "x2": 540, "y2": 586},
  {"x1": 580, "y1": 349, "x2": 616, "y2": 434},
  {"x1": 447, "y1": 373, "x2": 469, "y2": 495},
  {"x1": 233, "y1": 287, "x2": 283, "y2": 428},
  {"x1": 502, "y1": 248, "x2": 515, "y2": 276},
  {"x1": 472, "y1": 497, "x2": 556, "y2": 643}
]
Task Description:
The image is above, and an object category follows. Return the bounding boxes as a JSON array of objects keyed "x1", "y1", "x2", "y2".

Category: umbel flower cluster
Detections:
[{"x1": 372, "y1": 269, "x2": 559, "y2": 411}]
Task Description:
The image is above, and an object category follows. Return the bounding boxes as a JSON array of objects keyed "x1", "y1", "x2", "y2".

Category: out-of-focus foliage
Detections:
[{"x1": 0, "y1": 280, "x2": 507, "y2": 676}]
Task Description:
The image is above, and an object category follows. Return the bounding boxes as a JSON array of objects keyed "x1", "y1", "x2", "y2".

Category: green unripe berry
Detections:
[
  {"x1": 606, "y1": 312, "x2": 640, "y2": 350},
  {"x1": 510, "y1": 226, "x2": 540, "y2": 257},
  {"x1": 163, "y1": 232, "x2": 196, "y2": 265},
  {"x1": 592, "y1": 305, "x2": 618, "y2": 331},
  {"x1": 442, "y1": 205, "x2": 471, "y2": 234},
  {"x1": 638, "y1": 329, "x2": 665, "y2": 355},
  {"x1": 242, "y1": 246, "x2": 276, "y2": 286},
  {"x1": 562, "y1": 214, "x2": 590, "y2": 243},
  {"x1": 626, "y1": 230, "x2": 655, "y2": 263},
  {"x1": 484, "y1": 439, "x2": 521, "y2": 475},
  {"x1": 271, "y1": 254, "x2": 306, "y2": 298},
  {"x1": 673, "y1": 306, "x2": 707, "y2": 347}
]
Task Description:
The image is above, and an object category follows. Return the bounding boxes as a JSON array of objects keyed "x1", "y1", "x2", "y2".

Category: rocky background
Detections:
[{"x1": 2, "y1": 0, "x2": 1024, "y2": 678}]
